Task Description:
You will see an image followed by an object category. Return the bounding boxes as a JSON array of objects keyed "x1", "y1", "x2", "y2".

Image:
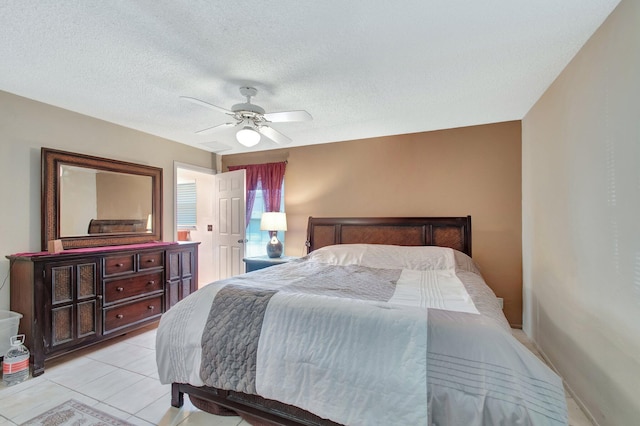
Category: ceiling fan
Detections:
[{"x1": 181, "y1": 86, "x2": 312, "y2": 147}]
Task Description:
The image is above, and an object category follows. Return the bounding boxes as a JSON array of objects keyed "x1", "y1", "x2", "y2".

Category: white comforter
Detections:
[{"x1": 156, "y1": 246, "x2": 568, "y2": 426}]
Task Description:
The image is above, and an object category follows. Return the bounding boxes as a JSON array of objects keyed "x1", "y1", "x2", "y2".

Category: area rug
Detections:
[{"x1": 20, "y1": 399, "x2": 134, "y2": 426}]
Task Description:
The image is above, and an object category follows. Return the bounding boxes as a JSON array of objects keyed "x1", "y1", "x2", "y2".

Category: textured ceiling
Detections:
[{"x1": 0, "y1": 1, "x2": 620, "y2": 155}]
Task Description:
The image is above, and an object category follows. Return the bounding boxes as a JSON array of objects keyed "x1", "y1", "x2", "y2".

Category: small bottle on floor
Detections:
[{"x1": 2, "y1": 334, "x2": 29, "y2": 386}]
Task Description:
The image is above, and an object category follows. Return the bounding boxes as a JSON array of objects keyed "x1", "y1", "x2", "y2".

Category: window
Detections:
[
  {"x1": 245, "y1": 182, "x2": 285, "y2": 257},
  {"x1": 176, "y1": 182, "x2": 197, "y2": 229}
]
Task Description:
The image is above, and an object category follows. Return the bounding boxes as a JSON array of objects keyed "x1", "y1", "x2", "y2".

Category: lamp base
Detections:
[{"x1": 266, "y1": 234, "x2": 283, "y2": 258}]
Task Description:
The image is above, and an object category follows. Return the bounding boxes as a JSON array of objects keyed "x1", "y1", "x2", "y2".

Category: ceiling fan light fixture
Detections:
[
  {"x1": 183, "y1": 86, "x2": 312, "y2": 147},
  {"x1": 236, "y1": 126, "x2": 260, "y2": 147}
]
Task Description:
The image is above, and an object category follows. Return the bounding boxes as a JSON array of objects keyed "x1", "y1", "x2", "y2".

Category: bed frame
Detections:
[
  {"x1": 171, "y1": 216, "x2": 472, "y2": 426},
  {"x1": 306, "y1": 216, "x2": 471, "y2": 256}
]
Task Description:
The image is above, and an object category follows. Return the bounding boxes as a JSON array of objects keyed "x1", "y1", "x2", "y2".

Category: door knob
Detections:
[{"x1": 237, "y1": 239, "x2": 248, "y2": 244}]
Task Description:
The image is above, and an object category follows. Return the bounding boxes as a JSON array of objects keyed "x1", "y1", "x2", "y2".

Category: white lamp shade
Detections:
[
  {"x1": 260, "y1": 212, "x2": 287, "y2": 231},
  {"x1": 236, "y1": 127, "x2": 260, "y2": 147}
]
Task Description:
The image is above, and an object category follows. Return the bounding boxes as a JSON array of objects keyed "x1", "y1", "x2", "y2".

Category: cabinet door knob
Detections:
[
  {"x1": 116, "y1": 314, "x2": 124, "y2": 319},
  {"x1": 116, "y1": 287, "x2": 124, "y2": 292}
]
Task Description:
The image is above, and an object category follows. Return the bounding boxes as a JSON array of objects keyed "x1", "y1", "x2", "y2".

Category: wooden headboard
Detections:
[
  {"x1": 306, "y1": 216, "x2": 472, "y2": 257},
  {"x1": 87, "y1": 218, "x2": 147, "y2": 234}
]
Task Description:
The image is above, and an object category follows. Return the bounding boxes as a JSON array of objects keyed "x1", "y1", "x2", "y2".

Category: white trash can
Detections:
[{"x1": 0, "y1": 311, "x2": 23, "y2": 357}]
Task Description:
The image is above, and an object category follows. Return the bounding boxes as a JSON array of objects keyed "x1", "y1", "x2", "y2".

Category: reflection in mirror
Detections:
[
  {"x1": 60, "y1": 165, "x2": 153, "y2": 237},
  {"x1": 42, "y1": 148, "x2": 163, "y2": 250}
]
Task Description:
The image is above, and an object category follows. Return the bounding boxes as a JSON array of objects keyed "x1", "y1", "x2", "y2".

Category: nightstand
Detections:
[{"x1": 243, "y1": 255, "x2": 299, "y2": 272}]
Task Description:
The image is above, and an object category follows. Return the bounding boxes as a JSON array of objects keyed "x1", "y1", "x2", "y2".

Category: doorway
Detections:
[{"x1": 174, "y1": 162, "x2": 216, "y2": 287}]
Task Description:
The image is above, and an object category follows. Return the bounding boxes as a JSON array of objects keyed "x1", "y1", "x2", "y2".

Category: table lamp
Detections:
[{"x1": 260, "y1": 212, "x2": 287, "y2": 258}]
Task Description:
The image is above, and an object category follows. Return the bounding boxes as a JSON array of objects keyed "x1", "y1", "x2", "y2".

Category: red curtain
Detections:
[
  {"x1": 227, "y1": 162, "x2": 286, "y2": 226},
  {"x1": 259, "y1": 162, "x2": 286, "y2": 212}
]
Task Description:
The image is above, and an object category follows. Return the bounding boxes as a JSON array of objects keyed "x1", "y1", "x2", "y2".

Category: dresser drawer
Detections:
[
  {"x1": 138, "y1": 251, "x2": 163, "y2": 270},
  {"x1": 103, "y1": 254, "x2": 135, "y2": 276},
  {"x1": 103, "y1": 271, "x2": 163, "y2": 304},
  {"x1": 103, "y1": 295, "x2": 163, "y2": 334}
]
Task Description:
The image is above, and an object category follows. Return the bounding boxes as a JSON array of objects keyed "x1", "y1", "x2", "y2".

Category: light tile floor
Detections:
[
  {"x1": 511, "y1": 329, "x2": 593, "y2": 426},
  {"x1": 0, "y1": 326, "x2": 592, "y2": 425},
  {"x1": 0, "y1": 325, "x2": 248, "y2": 426}
]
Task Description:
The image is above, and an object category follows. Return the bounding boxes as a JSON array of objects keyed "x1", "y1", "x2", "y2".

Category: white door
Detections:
[{"x1": 213, "y1": 169, "x2": 246, "y2": 280}]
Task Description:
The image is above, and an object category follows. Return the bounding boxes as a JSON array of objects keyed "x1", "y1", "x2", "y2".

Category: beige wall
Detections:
[
  {"x1": 96, "y1": 172, "x2": 152, "y2": 222},
  {"x1": 224, "y1": 121, "x2": 523, "y2": 326},
  {"x1": 0, "y1": 90, "x2": 215, "y2": 310},
  {"x1": 522, "y1": 1, "x2": 638, "y2": 424}
]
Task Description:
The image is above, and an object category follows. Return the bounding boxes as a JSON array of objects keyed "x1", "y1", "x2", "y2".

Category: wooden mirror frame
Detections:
[{"x1": 42, "y1": 148, "x2": 163, "y2": 250}]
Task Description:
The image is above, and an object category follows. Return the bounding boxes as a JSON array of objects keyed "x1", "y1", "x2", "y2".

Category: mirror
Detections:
[{"x1": 42, "y1": 148, "x2": 163, "y2": 250}]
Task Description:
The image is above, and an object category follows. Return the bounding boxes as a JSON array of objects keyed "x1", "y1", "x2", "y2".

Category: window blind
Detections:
[{"x1": 177, "y1": 182, "x2": 197, "y2": 228}]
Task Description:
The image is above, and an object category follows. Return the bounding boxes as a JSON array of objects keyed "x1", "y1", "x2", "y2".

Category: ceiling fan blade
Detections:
[
  {"x1": 258, "y1": 125, "x2": 292, "y2": 145},
  {"x1": 263, "y1": 110, "x2": 312, "y2": 123},
  {"x1": 195, "y1": 122, "x2": 236, "y2": 134},
  {"x1": 180, "y1": 96, "x2": 234, "y2": 115}
]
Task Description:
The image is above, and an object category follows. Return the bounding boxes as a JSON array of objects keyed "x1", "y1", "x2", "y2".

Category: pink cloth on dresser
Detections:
[{"x1": 10, "y1": 241, "x2": 177, "y2": 258}]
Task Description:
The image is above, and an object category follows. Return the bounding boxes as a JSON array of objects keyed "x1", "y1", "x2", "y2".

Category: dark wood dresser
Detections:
[{"x1": 7, "y1": 241, "x2": 199, "y2": 376}]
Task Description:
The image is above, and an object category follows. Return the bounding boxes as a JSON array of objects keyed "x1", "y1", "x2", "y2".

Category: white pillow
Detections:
[{"x1": 307, "y1": 244, "x2": 457, "y2": 271}]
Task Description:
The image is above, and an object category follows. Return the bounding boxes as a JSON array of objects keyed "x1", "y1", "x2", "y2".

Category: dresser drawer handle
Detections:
[
  {"x1": 116, "y1": 314, "x2": 124, "y2": 319},
  {"x1": 115, "y1": 263, "x2": 124, "y2": 267},
  {"x1": 147, "y1": 280, "x2": 155, "y2": 285},
  {"x1": 147, "y1": 259, "x2": 155, "y2": 263},
  {"x1": 148, "y1": 305, "x2": 155, "y2": 310},
  {"x1": 116, "y1": 287, "x2": 124, "y2": 292}
]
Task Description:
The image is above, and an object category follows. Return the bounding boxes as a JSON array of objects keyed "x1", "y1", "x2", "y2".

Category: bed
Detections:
[{"x1": 156, "y1": 216, "x2": 568, "y2": 425}]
